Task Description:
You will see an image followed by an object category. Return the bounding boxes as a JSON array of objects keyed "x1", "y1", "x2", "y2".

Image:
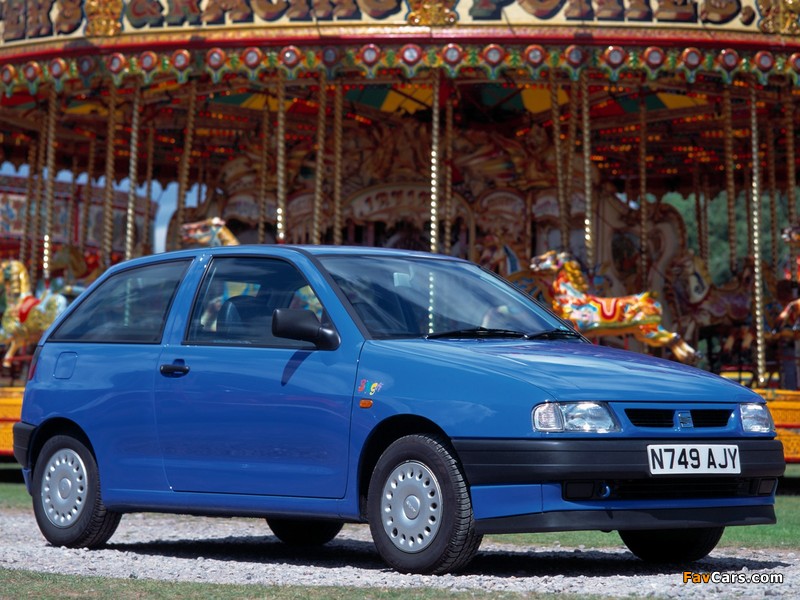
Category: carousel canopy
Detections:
[{"x1": 0, "y1": 1, "x2": 798, "y2": 194}]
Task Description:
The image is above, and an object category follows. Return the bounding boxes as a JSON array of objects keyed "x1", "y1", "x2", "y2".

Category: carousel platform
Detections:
[
  {"x1": 0, "y1": 385, "x2": 24, "y2": 459},
  {"x1": 0, "y1": 354, "x2": 30, "y2": 459},
  {"x1": 755, "y1": 389, "x2": 800, "y2": 463}
]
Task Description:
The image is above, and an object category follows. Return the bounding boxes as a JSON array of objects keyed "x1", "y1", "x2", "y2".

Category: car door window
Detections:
[
  {"x1": 49, "y1": 260, "x2": 190, "y2": 343},
  {"x1": 185, "y1": 257, "x2": 325, "y2": 347}
]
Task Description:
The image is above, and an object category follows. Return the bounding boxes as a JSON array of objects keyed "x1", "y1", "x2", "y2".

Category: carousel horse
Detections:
[
  {"x1": 181, "y1": 217, "x2": 240, "y2": 247},
  {"x1": 529, "y1": 250, "x2": 697, "y2": 363},
  {"x1": 0, "y1": 260, "x2": 67, "y2": 368},
  {"x1": 49, "y1": 245, "x2": 102, "y2": 286},
  {"x1": 667, "y1": 252, "x2": 781, "y2": 341},
  {"x1": 774, "y1": 225, "x2": 800, "y2": 335},
  {"x1": 775, "y1": 298, "x2": 800, "y2": 334},
  {"x1": 666, "y1": 251, "x2": 789, "y2": 374}
]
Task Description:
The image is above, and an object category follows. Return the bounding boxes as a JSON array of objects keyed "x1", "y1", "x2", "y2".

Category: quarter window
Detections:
[{"x1": 49, "y1": 260, "x2": 189, "y2": 343}]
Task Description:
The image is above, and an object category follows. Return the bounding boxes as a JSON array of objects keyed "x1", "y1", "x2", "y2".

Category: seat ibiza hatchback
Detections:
[{"x1": 13, "y1": 246, "x2": 785, "y2": 574}]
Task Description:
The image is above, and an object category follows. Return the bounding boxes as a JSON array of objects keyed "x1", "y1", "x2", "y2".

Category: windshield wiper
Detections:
[
  {"x1": 527, "y1": 328, "x2": 583, "y2": 340},
  {"x1": 425, "y1": 327, "x2": 530, "y2": 340}
]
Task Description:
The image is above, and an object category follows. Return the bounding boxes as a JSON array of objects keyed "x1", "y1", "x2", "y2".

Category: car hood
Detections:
[{"x1": 371, "y1": 338, "x2": 759, "y2": 403}]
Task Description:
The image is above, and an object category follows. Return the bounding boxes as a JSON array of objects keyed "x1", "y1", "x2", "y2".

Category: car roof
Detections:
[{"x1": 107, "y1": 245, "x2": 467, "y2": 272}]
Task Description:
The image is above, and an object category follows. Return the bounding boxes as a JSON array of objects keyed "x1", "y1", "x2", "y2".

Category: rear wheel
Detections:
[
  {"x1": 267, "y1": 518, "x2": 343, "y2": 546},
  {"x1": 367, "y1": 434, "x2": 482, "y2": 574},
  {"x1": 31, "y1": 435, "x2": 121, "y2": 548},
  {"x1": 620, "y1": 527, "x2": 724, "y2": 562}
]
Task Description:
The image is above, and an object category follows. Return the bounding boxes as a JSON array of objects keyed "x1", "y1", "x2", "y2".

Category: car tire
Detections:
[
  {"x1": 266, "y1": 518, "x2": 344, "y2": 546},
  {"x1": 31, "y1": 435, "x2": 121, "y2": 548},
  {"x1": 620, "y1": 527, "x2": 725, "y2": 562},
  {"x1": 367, "y1": 434, "x2": 482, "y2": 574}
]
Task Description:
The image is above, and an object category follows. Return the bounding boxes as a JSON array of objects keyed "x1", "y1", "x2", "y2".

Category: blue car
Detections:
[{"x1": 13, "y1": 246, "x2": 785, "y2": 574}]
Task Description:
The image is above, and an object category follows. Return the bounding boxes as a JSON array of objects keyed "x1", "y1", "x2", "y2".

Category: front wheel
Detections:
[
  {"x1": 367, "y1": 434, "x2": 482, "y2": 574},
  {"x1": 620, "y1": 527, "x2": 724, "y2": 562},
  {"x1": 266, "y1": 518, "x2": 343, "y2": 546},
  {"x1": 31, "y1": 435, "x2": 121, "y2": 548}
]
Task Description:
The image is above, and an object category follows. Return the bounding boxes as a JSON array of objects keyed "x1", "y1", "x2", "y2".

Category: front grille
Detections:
[
  {"x1": 625, "y1": 409, "x2": 673, "y2": 427},
  {"x1": 562, "y1": 477, "x2": 775, "y2": 501},
  {"x1": 624, "y1": 408, "x2": 733, "y2": 428},
  {"x1": 691, "y1": 409, "x2": 732, "y2": 427}
]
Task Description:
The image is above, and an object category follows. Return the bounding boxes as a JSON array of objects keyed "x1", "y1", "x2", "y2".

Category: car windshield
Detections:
[{"x1": 318, "y1": 254, "x2": 574, "y2": 340}]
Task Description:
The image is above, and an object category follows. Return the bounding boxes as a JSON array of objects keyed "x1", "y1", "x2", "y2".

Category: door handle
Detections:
[{"x1": 160, "y1": 363, "x2": 190, "y2": 377}]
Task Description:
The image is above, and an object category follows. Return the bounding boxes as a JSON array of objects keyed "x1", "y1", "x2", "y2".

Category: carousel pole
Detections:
[
  {"x1": 581, "y1": 70, "x2": 594, "y2": 270},
  {"x1": 444, "y1": 95, "x2": 454, "y2": 255},
  {"x1": 101, "y1": 85, "x2": 119, "y2": 270},
  {"x1": 427, "y1": 69, "x2": 442, "y2": 335},
  {"x1": 693, "y1": 161, "x2": 705, "y2": 259},
  {"x1": 639, "y1": 90, "x2": 649, "y2": 284},
  {"x1": 429, "y1": 69, "x2": 441, "y2": 254},
  {"x1": 67, "y1": 155, "x2": 79, "y2": 246},
  {"x1": 258, "y1": 93, "x2": 270, "y2": 245},
  {"x1": 142, "y1": 126, "x2": 155, "y2": 253},
  {"x1": 312, "y1": 70, "x2": 328, "y2": 245},
  {"x1": 702, "y1": 175, "x2": 711, "y2": 264},
  {"x1": 125, "y1": 82, "x2": 141, "y2": 260},
  {"x1": 276, "y1": 74, "x2": 287, "y2": 243},
  {"x1": 749, "y1": 82, "x2": 767, "y2": 387},
  {"x1": 767, "y1": 122, "x2": 779, "y2": 276},
  {"x1": 333, "y1": 81, "x2": 343, "y2": 245},
  {"x1": 785, "y1": 95, "x2": 797, "y2": 285},
  {"x1": 29, "y1": 123, "x2": 46, "y2": 279},
  {"x1": 42, "y1": 84, "x2": 59, "y2": 286},
  {"x1": 550, "y1": 69, "x2": 568, "y2": 249},
  {"x1": 745, "y1": 165, "x2": 754, "y2": 256},
  {"x1": 563, "y1": 78, "x2": 580, "y2": 199},
  {"x1": 80, "y1": 137, "x2": 96, "y2": 253},
  {"x1": 724, "y1": 87, "x2": 737, "y2": 275},
  {"x1": 196, "y1": 161, "x2": 204, "y2": 208},
  {"x1": 18, "y1": 140, "x2": 37, "y2": 267},
  {"x1": 174, "y1": 79, "x2": 197, "y2": 250}
]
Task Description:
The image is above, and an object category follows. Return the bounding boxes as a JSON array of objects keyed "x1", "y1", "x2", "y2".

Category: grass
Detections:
[
  {"x1": 784, "y1": 463, "x2": 800, "y2": 478},
  {"x1": 0, "y1": 571, "x2": 576, "y2": 600}
]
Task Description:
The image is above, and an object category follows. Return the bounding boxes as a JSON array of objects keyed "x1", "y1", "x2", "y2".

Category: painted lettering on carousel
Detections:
[{"x1": 0, "y1": 0, "x2": 788, "y2": 45}]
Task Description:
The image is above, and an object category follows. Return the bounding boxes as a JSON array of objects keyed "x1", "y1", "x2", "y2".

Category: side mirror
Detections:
[{"x1": 272, "y1": 308, "x2": 340, "y2": 351}]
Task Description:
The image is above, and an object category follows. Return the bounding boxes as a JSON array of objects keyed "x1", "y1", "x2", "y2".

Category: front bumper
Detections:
[
  {"x1": 452, "y1": 438, "x2": 786, "y2": 484},
  {"x1": 474, "y1": 504, "x2": 776, "y2": 534},
  {"x1": 453, "y1": 437, "x2": 785, "y2": 533}
]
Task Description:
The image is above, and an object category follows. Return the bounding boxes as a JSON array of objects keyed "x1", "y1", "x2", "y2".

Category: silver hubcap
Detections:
[
  {"x1": 380, "y1": 460, "x2": 442, "y2": 553},
  {"x1": 40, "y1": 448, "x2": 88, "y2": 528}
]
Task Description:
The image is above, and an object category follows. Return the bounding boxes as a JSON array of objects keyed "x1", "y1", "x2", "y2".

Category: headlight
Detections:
[
  {"x1": 532, "y1": 402, "x2": 620, "y2": 433},
  {"x1": 740, "y1": 403, "x2": 774, "y2": 433}
]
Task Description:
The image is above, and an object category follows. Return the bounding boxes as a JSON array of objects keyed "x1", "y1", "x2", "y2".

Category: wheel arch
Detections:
[
  {"x1": 357, "y1": 414, "x2": 452, "y2": 518},
  {"x1": 29, "y1": 418, "x2": 94, "y2": 471}
]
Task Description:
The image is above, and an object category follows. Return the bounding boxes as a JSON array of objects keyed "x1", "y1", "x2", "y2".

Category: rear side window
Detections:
[{"x1": 49, "y1": 260, "x2": 190, "y2": 343}]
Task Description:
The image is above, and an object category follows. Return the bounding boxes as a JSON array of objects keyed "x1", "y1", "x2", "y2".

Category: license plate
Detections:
[{"x1": 647, "y1": 444, "x2": 740, "y2": 475}]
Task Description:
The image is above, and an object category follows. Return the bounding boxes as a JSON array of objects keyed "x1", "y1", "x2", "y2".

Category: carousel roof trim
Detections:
[
  {"x1": 2, "y1": 0, "x2": 800, "y2": 63},
  {"x1": 3, "y1": 41, "x2": 800, "y2": 98}
]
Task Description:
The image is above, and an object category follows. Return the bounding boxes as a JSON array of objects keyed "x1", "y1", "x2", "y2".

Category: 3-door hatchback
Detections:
[{"x1": 13, "y1": 246, "x2": 785, "y2": 574}]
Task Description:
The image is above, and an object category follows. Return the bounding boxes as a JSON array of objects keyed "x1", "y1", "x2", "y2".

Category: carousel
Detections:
[{"x1": 3, "y1": 1, "x2": 800, "y2": 457}]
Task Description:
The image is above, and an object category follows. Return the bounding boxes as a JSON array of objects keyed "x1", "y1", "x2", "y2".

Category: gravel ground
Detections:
[{"x1": 0, "y1": 510, "x2": 797, "y2": 598}]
